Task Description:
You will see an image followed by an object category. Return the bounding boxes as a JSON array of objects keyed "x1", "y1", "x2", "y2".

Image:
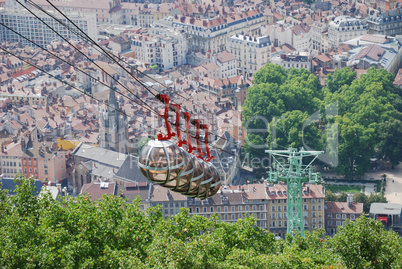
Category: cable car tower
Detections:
[{"x1": 265, "y1": 148, "x2": 323, "y2": 237}]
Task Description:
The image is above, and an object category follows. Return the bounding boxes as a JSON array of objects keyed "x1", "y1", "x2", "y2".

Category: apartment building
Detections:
[
  {"x1": 228, "y1": 34, "x2": 271, "y2": 77},
  {"x1": 311, "y1": 22, "x2": 328, "y2": 54},
  {"x1": 170, "y1": 9, "x2": 265, "y2": 54},
  {"x1": 216, "y1": 51, "x2": 237, "y2": 79},
  {"x1": 325, "y1": 199, "x2": 363, "y2": 235},
  {"x1": 0, "y1": 142, "x2": 23, "y2": 179},
  {"x1": 149, "y1": 184, "x2": 187, "y2": 219},
  {"x1": 367, "y1": 9, "x2": 402, "y2": 36},
  {"x1": 271, "y1": 51, "x2": 312, "y2": 71},
  {"x1": 0, "y1": 4, "x2": 97, "y2": 48},
  {"x1": 21, "y1": 141, "x2": 67, "y2": 184},
  {"x1": 328, "y1": 16, "x2": 368, "y2": 49},
  {"x1": 267, "y1": 184, "x2": 325, "y2": 238},
  {"x1": 32, "y1": 0, "x2": 116, "y2": 23},
  {"x1": 132, "y1": 29, "x2": 187, "y2": 71},
  {"x1": 187, "y1": 184, "x2": 269, "y2": 229}
]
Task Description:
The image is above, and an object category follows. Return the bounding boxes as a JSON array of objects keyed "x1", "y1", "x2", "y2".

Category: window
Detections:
[
  {"x1": 231, "y1": 206, "x2": 235, "y2": 212},
  {"x1": 196, "y1": 208, "x2": 199, "y2": 213},
  {"x1": 224, "y1": 214, "x2": 228, "y2": 220},
  {"x1": 278, "y1": 206, "x2": 281, "y2": 211},
  {"x1": 252, "y1": 205, "x2": 256, "y2": 211},
  {"x1": 203, "y1": 208, "x2": 207, "y2": 213},
  {"x1": 342, "y1": 214, "x2": 346, "y2": 219},
  {"x1": 259, "y1": 205, "x2": 263, "y2": 211},
  {"x1": 284, "y1": 206, "x2": 287, "y2": 211},
  {"x1": 329, "y1": 220, "x2": 333, "y2": 226},
  {"x1": 217, "y1": 206, "x2": 221, "y2": 212},
  {"x1": 189, "y1": 208, "x2": 192, "y2": 213},
  {"x1": 350, "y1": 214, "x2": 355, "y2": 220},
  {"x1": 327, "y1": 214, "x2": 332, "y2": 218},
  {"x1": 318, "y1": 205, "x2": 321, "y2": 210},
  {"x1": 245, "y1": 205, "x2": 249, "y2": 211},
  {"x1": 272, "y1": 206, "x2": 275, "y2": 211},
  {"x1": 238, "y1": 206, "x2": 242, "y2": 211},
  {"x1": 278, "y1": 213, "x2": 282, "y2": 219},
  {"x1": 231, "y1": 214, "x2": 235, "y2": 220},
  {"x1": 210, "y1": 207, "x2": 214, "y2": 213},
  {"x1": 272, "y1": 213, "x2": 275, "y2": 219},
  {"x1": 224, "y1": 206, "x2": 228, "y2": 212},
  {"x1": 336, "y1": 221, "x2": 341, "y2": 226},
  {"x1": 312, "y1": 206, "x2": 316, "y2": 211},
  {"x1": 278, "y1": 221, "x2": 282, "y2": 227},
  {"x1": 284, "y1": 213, "x2": 287, "y2": 219},
  {"x1": 272, "y1": 221, "x2": 276, "y2": 227},
  {"x1": 336, "y1": 214, "x2": 341, "y2": 219}
]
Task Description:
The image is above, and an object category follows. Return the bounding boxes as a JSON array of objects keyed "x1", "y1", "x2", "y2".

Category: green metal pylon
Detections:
[{"x1": 265, "y1": 148, "x2": 323, "y2": 237}]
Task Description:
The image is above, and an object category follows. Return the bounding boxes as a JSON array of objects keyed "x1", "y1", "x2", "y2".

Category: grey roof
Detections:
[
  {"x1": 72, "y1": 143, "x2": 128, "y2": 168},
  {"x1": 92, "y1": 162, "x2": 115, "y2": 180},
  {"x1": 114, "y1": 155, "x2": 149, "y2": 183},
  {"x1": 370, "y1": 203, "x2": 402, "y2": 215}
]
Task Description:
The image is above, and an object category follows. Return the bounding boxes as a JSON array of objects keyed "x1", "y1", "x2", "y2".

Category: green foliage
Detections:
[
  {"x1": 326, "y1": 67, "x2": 356, "y2": 93},
  {"x1": 353, "y1": 192, "x2": 387, "y2": 213},
  {"x1": 325, "y1": 190, "x2": 348, "y2": 202},
  {"x1": 1, "y1": 176, "x2": 401, "y2": 268},
  {"x1": 330, "y1": 217, "x2": 402, "y2": 268}
]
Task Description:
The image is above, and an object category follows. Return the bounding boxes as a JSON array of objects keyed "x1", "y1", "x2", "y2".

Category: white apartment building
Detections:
[
  {"x1": 170, "y1": 9, "x2": 265, "y2": 54},
  {"x1": 292, "y1": 24, "x2": 311, "y2": 52},
  {"x1": 311, "y1": 22, "x2": 328, "y2": 54},
  {"x1": 0, "y1": 5, "x2": 97, "y2": 48},
  {"x1": 271, "y1": 51, "x2": 312, "y2": 71},
  {"x1": 216, "y1": 51, "x2": 237, "y2": 79},
  {"x1": 133, "y1": 29, "x2": 187, "y2": 71},
  {"x1": 328, "y1": 16, "x2": 368, "y2": 49},
  {"x1": 228, "y1": 34, "x2": 271, "y2": 77}
]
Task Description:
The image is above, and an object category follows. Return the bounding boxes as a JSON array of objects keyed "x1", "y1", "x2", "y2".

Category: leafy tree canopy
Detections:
[{"x1": 1, "y1": 176, "x2": 401, "y2": 268}]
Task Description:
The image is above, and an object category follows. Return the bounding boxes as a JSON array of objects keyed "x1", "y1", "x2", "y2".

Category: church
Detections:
[{"x1": 99, "y1": 89, "x2": 128, "y2": 154}]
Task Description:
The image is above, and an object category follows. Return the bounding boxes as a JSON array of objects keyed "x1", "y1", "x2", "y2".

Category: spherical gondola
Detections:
[
  {"x1": 171, "y1": 148, "x2": 195, "y2": 191},
  {"x1": 204, "y1": 165, "x2": 221, "y2": 199},
  {"x1": 138, "y1": 140, "x2": 185, "y2": 187},
  {"x1": 176, "y1": 155, "x2": 204, "y2": 197}
]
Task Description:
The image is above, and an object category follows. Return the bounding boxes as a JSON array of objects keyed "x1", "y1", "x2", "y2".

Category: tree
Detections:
[
  {"x1": 326, "y1": 67, "x2": 356, "y2": 93},
  {"x1": 0, "y1": 176, "x2": 402, "y2": 268},
  {"x1": 331, "y1": 216, "x2": 402, "y2": 268}
]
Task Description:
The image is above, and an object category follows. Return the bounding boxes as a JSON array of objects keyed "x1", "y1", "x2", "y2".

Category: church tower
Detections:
[{"x1": 99, "y1": 88, "x2": 128, "y2": 153}]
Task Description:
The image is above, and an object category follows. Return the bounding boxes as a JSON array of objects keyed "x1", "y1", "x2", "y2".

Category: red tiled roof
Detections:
[{"x1": 325, "y1": 201, "x2": 363, "y2": 214}]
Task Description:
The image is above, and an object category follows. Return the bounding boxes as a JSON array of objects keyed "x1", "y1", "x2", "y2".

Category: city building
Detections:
[
  {"x1": 32, "y1": 0, "x2": 118, "y2": 23},
  {"x1": 169, "y1": 9, "x2": 265, "y2": 54},
  {"x1": 21, "y1": 140, "x2": 68, "y2": 184},
  {"x1": 311, "y1": 22, "x2": 328, "y2": 54},
  {"x1": 328, "y1": 16, "x2": 368, "y2": 49},
  {"x1": 187, "y1": 184, "x2": 269, "y2": 229},
  {"x1": 325, "y1": 199, "x2": 364, "y2": 236},
  {"x1": 132, "y1": 29, "x2": 188, "y2": 71},
  {"x1": 228, "y1": 34, "x2": 271, "y2": 78},
  {"x1": 0, "y1": 2, "x2": 97, "y2": 48},
  {"x1": 0, "y1": 141, "x2": 23, "y2": 179},
  {"x1": 149, "y1": 184, "x2": 187, "y2": 219},
  {"x1": 267, "y1": 184, "x2": 325, "y2": 238},
  {"x1": 271, "y1": 51, "x2": 312, "y2": 71},
  {"x1": 367, "y1": 9, "x2": 402, "y2": 36},
  {"x1": 216, "y1": 51, "x2": 237, "y2": 79}
]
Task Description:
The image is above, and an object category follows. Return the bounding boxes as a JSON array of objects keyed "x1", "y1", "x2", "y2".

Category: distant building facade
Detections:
[
  {"x1": 325, "y1": 199, "x2": 364, "y2": 236},
  {"x1": 271, "y1": 51, "x2": 312, "y2": 71},
  {"x1": 228, "y1": 34, "x2": 271, "y2": 77},
  {"x1": 367, "y1": 9, "x2": 402, "y2": 36},
  {"x1": 328, "y1": 16, "x2": 368, "y2": 49},
  {"x1": 0, "y1": 2, "x2": 97, "y2": 48}
]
